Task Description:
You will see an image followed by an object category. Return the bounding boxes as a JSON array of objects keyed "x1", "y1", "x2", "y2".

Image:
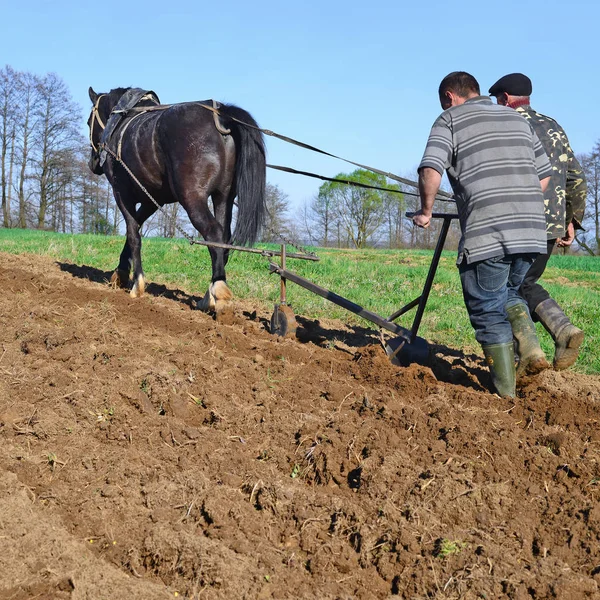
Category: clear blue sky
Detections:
[{"x1": 3, "y1": 0, "x2": 599, "y2": 210}]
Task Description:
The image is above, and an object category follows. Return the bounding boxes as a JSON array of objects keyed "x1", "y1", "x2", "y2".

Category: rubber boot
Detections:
[
  {"x1": 482, "y1": 342, "x2": 516, "y2": 398},
  {"x1": 534, "y1": 298, "x2": 584, "y2": 370},
  {"x1": 506, "y1": 303, "x2": 550, "y2": 379}
]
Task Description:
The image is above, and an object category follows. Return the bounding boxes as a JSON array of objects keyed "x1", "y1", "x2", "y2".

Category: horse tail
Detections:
[{"x1": 220, "y1": 104, "x2": 266, "y2": 246}]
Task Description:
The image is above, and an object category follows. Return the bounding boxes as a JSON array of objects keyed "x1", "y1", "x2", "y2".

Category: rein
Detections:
[
  {"x1": 93, "y1": 93, "x2": 453, "y2": 199},
  {"x1": 128, "y1": 102, "x2": 454, "y2": 200},
  {"x1": 100, "y1": 142, "x2": 316, "y2": 259},
  {"x1": 89, "y1": 94, "x2": 106, "y2": 152}
]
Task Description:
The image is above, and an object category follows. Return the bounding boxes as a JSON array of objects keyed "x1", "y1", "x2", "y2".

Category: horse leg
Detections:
[
  {"x1": 110, "y1": 240, "x2": 132, "y2": 289},
  {"x1": 111, "y1": 191, "x2": 155, "y2": 298},
  {"x1": 128, "y1": 202, "x2": 158, "y2": 298},
  {"x1": 209, "y1": 189, "x2": 235, "y2": 322},
  {"x1": 182, "y1": 191, "x2": 233, "y2": 321},
  {"x1": 111, "y1": 204, "x2": 157, "y2": 293},
  {"x1": 108, "y1": 191, "x2": 136, "y2": 289}
]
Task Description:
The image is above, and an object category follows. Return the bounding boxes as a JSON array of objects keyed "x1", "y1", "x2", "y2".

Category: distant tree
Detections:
[
  {"x1": 382, "y1": 188, "x2": 406, "y2": 248},
  {"x1": 142, "y1": 203, "x2": 184, "y2": 238},
  {"x1": 15, "y1": 72, "x2": 40, "y2": 228},
  {"x1": 261, "y1": 182, "x2": 292, "y2": 243},
  {"x1": 74, "y1": 147, "x2": 120, "y2": 235},
  {"x1": 0, "y1": 64, "x2": 130, "y2": 234},
  {"x1": 0, "y1": 66, "x2": 20, "y2": 227},
  {"x1": 307, "y1": 185, "x2": 340, "y2": 247},
  {"x1": 578, "y1": 146, "x2": 600, "y2": 255},
  {"x1": 162, "y1": 204, "x2": 182, "y2": 238},
  {"x1": 317, "y1": 169, "x2": 400, "y2": 249},
  {"x1": 31, "y1": 73, "x2": 81, "y2": 229}
]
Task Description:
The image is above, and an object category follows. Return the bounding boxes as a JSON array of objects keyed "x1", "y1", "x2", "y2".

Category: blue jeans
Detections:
[{"x1": 459, "y1": 254, "x2": 536, "y2": 346}]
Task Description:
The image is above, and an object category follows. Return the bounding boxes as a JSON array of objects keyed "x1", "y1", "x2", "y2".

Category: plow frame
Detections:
[{"x1": 268, "y1": 212, "x2": 458, "y2": 364}]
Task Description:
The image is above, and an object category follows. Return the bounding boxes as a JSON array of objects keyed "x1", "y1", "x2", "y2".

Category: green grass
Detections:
[{"x1": 1, "y1": 228, "x2": 598, "y2": 374}]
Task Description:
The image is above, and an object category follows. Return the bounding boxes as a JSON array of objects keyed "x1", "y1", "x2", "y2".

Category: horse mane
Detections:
[
  {"x1": 107, "y1": 88, "x2": 131, "y2": 105},
  {"x1": 109, "y1": 87, "x2": 130, "y2": 96}
]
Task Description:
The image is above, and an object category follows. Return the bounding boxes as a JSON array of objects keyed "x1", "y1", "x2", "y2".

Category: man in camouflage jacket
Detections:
[{"x1": 489, "y1": 73, "x2": 587, "y2": 370}]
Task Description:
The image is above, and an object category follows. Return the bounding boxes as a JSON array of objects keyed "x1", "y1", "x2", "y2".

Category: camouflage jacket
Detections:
[{"x1": 516, "y1": 106, "x2": 586, "y2": 239}]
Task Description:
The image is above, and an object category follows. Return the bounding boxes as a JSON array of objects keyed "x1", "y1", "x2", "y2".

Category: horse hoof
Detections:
[
  {"x1": 109, "y1": 269, "x2": 129, "y2": 289},
  {"x1": 211, "y1": 280, "x2": 233, "y2": 303},
  {"x1": 210, "y1": 281, "x2": 234, "y2": 323},
  {"x1": 130, "y1": 274, "x2": 146, "y2": 298},
  {"x1": 197, "y1": 289, "x2": 216, "y2": 312}
]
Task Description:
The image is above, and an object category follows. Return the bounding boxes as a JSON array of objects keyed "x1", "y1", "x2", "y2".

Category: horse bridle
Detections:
[{"x1": 89, "y1": 94, "x2": 106, "y2": 153}]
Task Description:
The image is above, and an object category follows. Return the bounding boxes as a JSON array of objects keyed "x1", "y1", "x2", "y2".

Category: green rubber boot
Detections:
[
  {"x1": 506, "y1": 303, "x2": 550, "y2": 379},
  {"x1": 534, "y1": 298, "x2": 585, "y2": 370},
  {"x1": 482, "y1": 342, "x2": 516, "y2": 398}
]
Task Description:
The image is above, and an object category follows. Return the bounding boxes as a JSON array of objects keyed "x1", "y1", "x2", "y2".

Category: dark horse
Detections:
[{"x1": 87, "y1": 87, "x2": 266, "y2": 317}]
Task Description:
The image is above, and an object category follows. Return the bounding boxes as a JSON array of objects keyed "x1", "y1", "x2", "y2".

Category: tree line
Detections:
[
  {"x1": 1, "y1": 64, "x2": 599, "y2": 254},
  {"x1": 0, "y1": 66, "x2": 121, "y2": 234},
  {"x1": 270, "y1": 154, "x2": 600, "y2": 255}
]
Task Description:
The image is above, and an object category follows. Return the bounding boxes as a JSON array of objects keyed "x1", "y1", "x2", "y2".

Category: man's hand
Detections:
[
  {"x1": 556, "y1": 222, "x2": 575, "y2": 247},
  {"x1": 412, "y1": 209, "x2": 432, "y2": 228}
]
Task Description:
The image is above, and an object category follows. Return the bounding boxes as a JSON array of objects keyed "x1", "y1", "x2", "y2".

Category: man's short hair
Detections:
[{"x1": 438, "y1": 72, "x2": 480, "y2": 99}]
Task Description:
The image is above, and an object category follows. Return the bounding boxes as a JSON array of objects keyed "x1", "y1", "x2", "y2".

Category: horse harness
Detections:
[
  {"x1": 89, "y1": 91, "x2": 242, "y2": 248},
  {"x1": 90, "y1": 89, "x2": 316, "y2": 258},
  {"x1": 91, "y1": 89, "x2": 231, "y2": 166}
]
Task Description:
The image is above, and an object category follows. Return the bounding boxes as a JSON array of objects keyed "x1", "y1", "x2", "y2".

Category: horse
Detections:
[{"x1": 87, "y1": 86, "x2": 266, "y2": 319}]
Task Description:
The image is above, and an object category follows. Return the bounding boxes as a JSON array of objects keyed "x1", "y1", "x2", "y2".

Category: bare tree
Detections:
[
  {"x1": 306, "y1": 186, "x2": 339, "y2": 247},
  {"x1": 578, "y1": 147, "x2": 600, "y2": 255},
  {"x1": 15, "y1": 72, "x2": 40, "y2": 228},
  {"x1": 0, "y1": 66, "x2": 20, "y2": 227},
  {"x1": 261, "y1": 183, "x2": 292, "y2": 243},
  {"x1": 382, "y1": 189, "x2": 406, "y2": 248},
  {"x1": 31, "y1": 73, "x2": 81, "y2": 229}
]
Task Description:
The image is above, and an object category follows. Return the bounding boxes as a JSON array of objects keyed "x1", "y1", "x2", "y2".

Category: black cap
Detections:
[{"x1": 488, "y1": 73, "x2": 532, "y2": 97}]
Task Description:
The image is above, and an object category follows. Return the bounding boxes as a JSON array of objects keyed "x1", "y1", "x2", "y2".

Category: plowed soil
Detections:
[{"x1": 1, "y1": 251, "x2": 600, "y2": 600}]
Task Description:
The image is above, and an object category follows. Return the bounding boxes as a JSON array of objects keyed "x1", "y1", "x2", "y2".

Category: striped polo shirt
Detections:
[{"x1": 419, "y1": 96, "x2": 552, "y2": 264}]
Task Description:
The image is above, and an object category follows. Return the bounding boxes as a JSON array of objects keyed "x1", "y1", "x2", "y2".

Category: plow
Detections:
[
  {"x1": 187, "y1": 212, "x2": 459, "y2": 366},
  {"x1": 266, "y1": 212, "x2": 458, "y2": 366}
]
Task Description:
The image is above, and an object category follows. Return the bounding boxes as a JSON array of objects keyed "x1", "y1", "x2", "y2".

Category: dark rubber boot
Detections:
[
  {"x1": 506, "y1": 303, "x2": 550, "y2": 379},
  {"x1": 534, "y1": 298, "x2": 585, "y2": 370},
  {"x1": 482, "y1": 342, "x2": 516, "y2": 398}
]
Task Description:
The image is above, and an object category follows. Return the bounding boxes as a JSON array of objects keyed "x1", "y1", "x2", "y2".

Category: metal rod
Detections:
[
  {"x1": 404, "y1": 212, "x2": 459, "y2": 220},
  {"x1": 388, "y1": 296, "x2": 420, "y2": 321},
  {"x1": 269, "y1": 263, "x2": 411, "y2": 339},
  {"x1": 409, "y1": 215, "x2": 454, "y2": 340},
  {"x1": 387, "y1": 213, "x2": 458, "y2": 323},
  {"x1": 190, "y1": 238, "x2": 319, "y2": 261},
  {"x1": 280, "y1": 243, "x2": 287, "y2": 305},
  {"x1": 405, "y1": 212, "x2": 459, "y2": 219}
]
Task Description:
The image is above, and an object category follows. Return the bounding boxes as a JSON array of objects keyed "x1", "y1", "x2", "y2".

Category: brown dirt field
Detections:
[{"x1": 1, "y1": 250, "x2": 600, "y2": 600}]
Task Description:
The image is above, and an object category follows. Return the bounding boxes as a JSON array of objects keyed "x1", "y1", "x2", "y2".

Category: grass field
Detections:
[{"x1": 1, "y1": 228, "x2": 598, "y2": 374}]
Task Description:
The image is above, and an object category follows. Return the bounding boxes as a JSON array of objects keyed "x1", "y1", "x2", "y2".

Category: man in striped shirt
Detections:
[{"x1": 413, "y1": 72, "x2": 552, "y2": 398}]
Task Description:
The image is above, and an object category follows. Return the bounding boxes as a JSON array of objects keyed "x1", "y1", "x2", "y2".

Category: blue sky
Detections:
[{"x1": 3, "y1": 0, "x2": 599, "y2": 210}]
